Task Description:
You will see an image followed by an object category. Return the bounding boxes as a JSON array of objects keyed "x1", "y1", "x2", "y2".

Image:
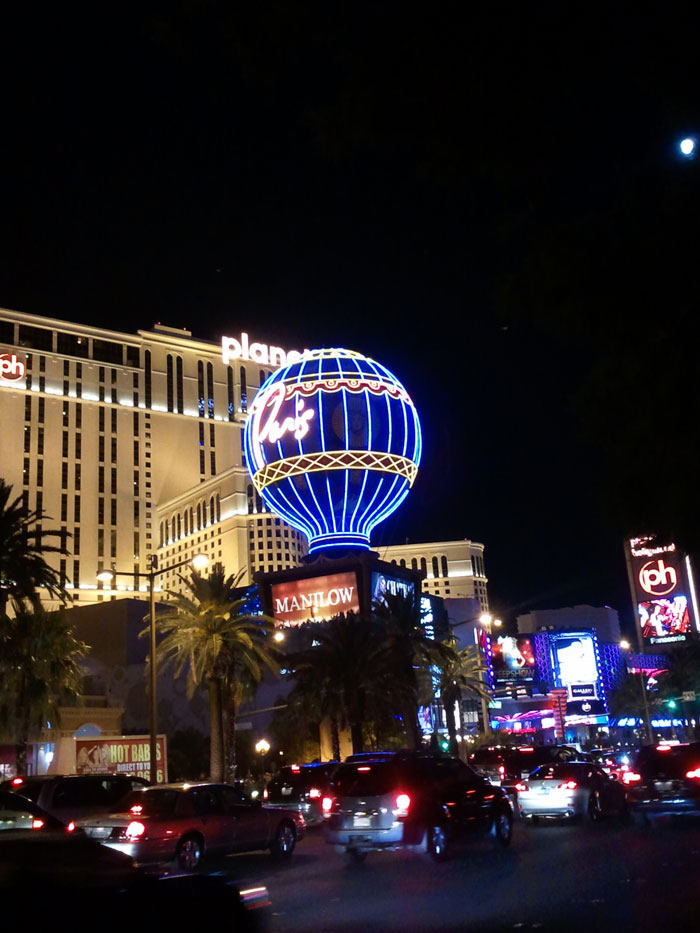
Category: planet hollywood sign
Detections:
[
  {"x1": 0, "y1": 353, "x2": 25, "y2": 381},
  {"x1": 221, "y1": 333, "x2": 307, "y2": 368}
]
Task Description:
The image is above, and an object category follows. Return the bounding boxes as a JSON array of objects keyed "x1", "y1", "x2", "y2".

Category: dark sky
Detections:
[{"x1": 3, "y1": 4, "x2": 700, "y2": 634}]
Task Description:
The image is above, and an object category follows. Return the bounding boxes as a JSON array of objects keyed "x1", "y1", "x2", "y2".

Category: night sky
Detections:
[{"x1": 3, "y1": 4, "x2": 700, "y2": 635}]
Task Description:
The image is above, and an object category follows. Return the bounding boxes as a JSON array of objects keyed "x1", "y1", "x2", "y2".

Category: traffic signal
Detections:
[
  {"x1": 439, "y1": 736, "x2": 450, "y2": 752},
  {"x1": 666, "y1": 698, "x2": 677, "y2": 710}
]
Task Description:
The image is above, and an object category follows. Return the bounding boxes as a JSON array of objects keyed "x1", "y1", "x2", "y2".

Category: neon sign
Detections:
[
  {"x1": 243, "y1": 348, "x2": 422, "y2": 554},
  {"x1": 639, "y1": 559, "x2": 678, "y2": 596},
  {"x1": 221, "y1": 333, "x2": 306, "y2": 367},
  {"x1": 0, "y1": 353, "x2": 25, "y2": 381}
]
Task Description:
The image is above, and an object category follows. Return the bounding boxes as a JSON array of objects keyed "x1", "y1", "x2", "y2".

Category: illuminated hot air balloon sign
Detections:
[{"x1": 243, "y1": 348, "x2": 422, "y2": 555}]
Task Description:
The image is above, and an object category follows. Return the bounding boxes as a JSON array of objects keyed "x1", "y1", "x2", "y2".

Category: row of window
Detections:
[{"x1": 159, "y1": 494, "x2": 222, "y2": 547}]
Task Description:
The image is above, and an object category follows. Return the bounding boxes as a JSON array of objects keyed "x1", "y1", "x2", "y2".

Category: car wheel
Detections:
[
  {"x1": 492, "y1": 808, "x2": 513, "y2": 847},
  {"x1": 587, "y1": 793, "x2": 601, "y2": 823},
  {"x1": 427, "y1": 824, "x2": 449, "y2": 862},
  {"x1": 271, "y1": 820, "x2": 296, "y2": 859},
  {"x1": 345, "y1": 847, "x2": 367, "y2": 863},
  {"x1": 175, "y1": 834, "x2": 203, "y2": 872}
]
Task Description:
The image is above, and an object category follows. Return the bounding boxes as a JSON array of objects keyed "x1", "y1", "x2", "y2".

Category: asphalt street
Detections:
[{"x1": 212, "y1": 816, "x2": 700, "y2": 932}]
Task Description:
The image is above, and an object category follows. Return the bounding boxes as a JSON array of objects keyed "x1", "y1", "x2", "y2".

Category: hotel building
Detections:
[{"x1": 0, "y1": 307, "x2": 489, "y2": 611}]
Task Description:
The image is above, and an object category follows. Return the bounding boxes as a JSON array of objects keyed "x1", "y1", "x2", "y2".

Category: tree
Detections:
[
  {"x1": 372, "y1": 591, "x2": 454, "y2": 750},
  {"x1": 434, "y1": 637, "x2": 490, "y2": 754},
  {"x1": 0, "y1": 602, "x2": 87, "y2": 773},
  {"x1": 0, "y1": 478, "x2": 70, "y2": 614},
  {"x1": 149, "y1": 565, "x2": 279, "y2": 781}
]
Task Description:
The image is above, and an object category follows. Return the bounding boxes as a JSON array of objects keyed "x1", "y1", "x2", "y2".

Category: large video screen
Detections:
[
  {"x1": 270, "y1": 572, "x2": 360, "y2": 626},
  {"x1": 638, "y1": 596, "x2": 690, "y2": 644},
  {"x1": 550, "y1": 632, "x2": 606, "y2": 718},
  {"x1": 371, "y1": 571, "x2": 416, "y2": 607},
  {"x1": 490, "y1": 635, "x2": 536, "y2": 681}
]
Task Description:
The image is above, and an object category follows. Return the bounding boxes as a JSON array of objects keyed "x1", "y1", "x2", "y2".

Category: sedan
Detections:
[
  {"x1": 516, "y1": 762, "x2": 629, "y2": 823},
  {"x1": 77, "y1": 781, "x2": 305, "y2": 870}
]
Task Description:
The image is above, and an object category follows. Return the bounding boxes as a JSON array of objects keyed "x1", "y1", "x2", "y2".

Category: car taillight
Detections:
[
  {"x1": 498, "y1": 765, "x2": 505, "y2": 779},
  {"x1": 11, "y1": 777, "x2": 23, "y2": 787},
  {"x1": 686, "y1": 768, "x2": 700, "y2": 779},
  {"x1": 308, "y1": 787, "x2": 321, "y2": 799},
  {"x1": 394, "y1": 793, "x2": 411, "y2": 818},
  {"x1": 623, "y1": 771, "x2": 642, "y2": 784},
  {"x1": 129, "y1": 804, "x2": 144, "y2": 815},
  {"x1": 321, "y1": 796, "x2": 334, "y2": 816},
  {"x1": 557, "y1": 781, "x2": 578, "y2": 790},
  {"x1": 263, "y1": 788, "x2": 268, "y2": 800},
  {"x1": 123, "y1": 820, "x2": 146, "y2": 840},
  {"x1": 66, "y1": 821, "x2": 76, "y2": 833},
  {"x1": 31, "y1": 818, "x2": 45, "y2": 830},
  {"x1": 514, "y1": 782, "x2": 528, "y2": 792}
]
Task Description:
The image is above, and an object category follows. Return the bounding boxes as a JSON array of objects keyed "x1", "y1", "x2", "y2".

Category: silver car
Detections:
[{"x1": 516, "y1": 761, "x2": 628, "y2": 823}]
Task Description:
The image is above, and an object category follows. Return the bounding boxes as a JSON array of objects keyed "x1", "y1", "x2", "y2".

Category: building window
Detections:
[
  {"x1": 197, "y1": 361, "x2": 205, "y2": 417},
  {"x1": 176, "y1": 356, "x2": 184, "y2": 413},
  {"x1": 227, "y1": 366, "x2": 235, "y2": 420},
  {"x1": 206, "y1": 362, "x2": 214, "y2": 418},
  {"x1": 240, "y1": 366, "x2": 247, "y2": 413},
  {"x1": 145, "y1": 350, "x2": 152, "y2": 408},
  {"x1": 166, "y1": 354, "x2": 174, "y2": 412}
]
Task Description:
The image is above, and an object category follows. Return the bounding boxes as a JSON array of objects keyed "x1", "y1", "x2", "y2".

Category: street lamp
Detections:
[
  {"x1": 255, "y1": 738, "x2": 270, "y2": 777},
  {"x1": 97, "y1": 551, "x2": 210, "y2": 783},
  {"x1": 478, "y1": 614, "x2": 501, "y2": 737},
  {"x1": 619, "y1": 640, "x2": 654, "y2": 745}
]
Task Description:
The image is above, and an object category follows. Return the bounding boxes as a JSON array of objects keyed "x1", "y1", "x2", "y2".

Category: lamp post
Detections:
[
  {"x1": 255, "y1": 738, "x2": 270, "y2": 777},
  {"x1": 478, "y1": 614, "x2": 501, "y2": 738},
  {"x1": 620, "y1": 640, "x2": 654, "y2": 745},
  {"x1": 97, "y1": 551, "x2": 209, "y2": 783}
]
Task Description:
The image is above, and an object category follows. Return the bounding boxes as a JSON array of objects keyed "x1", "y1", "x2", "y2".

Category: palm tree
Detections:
[
  {"x1": 372, "y1": 591, "x2": 453, "y2": 749},
  {"x1": 434, "y1": 637, "x2": 491, "y2": 753},
  {"x1": 149, "y1": 565, "x2": 280, "y2": 781},
  {"x1": 0, "y1": 478, "x2": 70, "y2": 614},
  {"x1": 286, "y1": 613, "x2": 389, "y2": 755},
  {"x1": 0, "y1": 602, "x2": 87, "y2": 773}
]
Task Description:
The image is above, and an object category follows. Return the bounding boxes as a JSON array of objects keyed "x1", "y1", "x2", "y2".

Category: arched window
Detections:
[
  {"x1": 240, "y1": 366, "x2": 247, "y2": 413},
  {"x1": 197, "y1": 361, "x2": 205, "y2": 417},
  {"x1": 411, "y1": 558, "x2": 418, "y2": 570},
  {"x1": 184, "y1": 510, "x2": 189, "y2": 537},
  {"x1": 196, "y1": 503, "x2": 202, "y2": 530},
  {"x1": 227, "y1": 366, "x2": 235, "y2": 420},
  {"x1": 160, "y1": 522, "x2": 164, "y2": 547},
  {"x1": 144, "y1": 350, "x2": 152, "y2": 408},
  {"x1": 176, "y1": 514, "x2": 182, "y2": 539},
  {"x1": 432, "y1": 556, "x2": 439, "y2": 579},
  {"x1": 176, "y1": 356, "x2": 184, "y2": 413},
  {"x1": 209, "y1": 496, "x2": 215, "y2": 524},
  {"x1": 166, "y1": 355, "x2": 174, "y2": 412},
  {"x1": 189, "y1": 507, "x2": 194, "y2": 532},
  {"x1": 216, "y1": 494, "x2": 221, "y2": 522},
  {"x1": 255, "y1": 491, "x2": 264, "y2": 513},
  {"x1": 420, "y1": 557, "x2": 427, "y2": 576},
  {"x1": 441, "y1": 555, "x2": 449, "y2": 578},
  {"x1": 206, "y1": 362, "x2": 214, "y2": 418},
  {"x1": 247, "y1": 485, "x2": 254, "y2": 514}
]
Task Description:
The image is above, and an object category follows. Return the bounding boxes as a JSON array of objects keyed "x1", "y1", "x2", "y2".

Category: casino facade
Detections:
[{"x1": 0, "y1": 307, "x2": 490, "y2": 610}]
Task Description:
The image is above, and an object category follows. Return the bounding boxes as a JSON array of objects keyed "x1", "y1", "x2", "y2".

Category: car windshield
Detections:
[{"x1": 122, "y1": 789, "x2": 179, "y2": 816}]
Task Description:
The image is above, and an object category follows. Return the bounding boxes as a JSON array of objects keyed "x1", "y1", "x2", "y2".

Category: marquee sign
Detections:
[
  {"x1": 625, "y1": 536, "x2": 699, "y2": 645},
  {"x1": 270, "y1": 571, "x2": 360, "y2": 626},
  {"x1": 221, "y1": 332, "x2": 306, "y2": 368},
  {"x1": 243, "y1": 348, "x2": 422, "y2": 554}
]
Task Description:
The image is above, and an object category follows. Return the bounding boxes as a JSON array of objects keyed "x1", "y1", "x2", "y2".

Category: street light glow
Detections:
[{"x1": 680, "y1": 137, "x2": 696, "y2": 157}]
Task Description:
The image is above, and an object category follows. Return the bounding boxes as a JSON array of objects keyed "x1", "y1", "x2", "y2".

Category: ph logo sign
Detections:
[
  {"x1": 639, "y1": 559, "x2": 678, "y2": 597},
  {"x1": 0, "y1": 353, "x2": 25, "y2": 381}
]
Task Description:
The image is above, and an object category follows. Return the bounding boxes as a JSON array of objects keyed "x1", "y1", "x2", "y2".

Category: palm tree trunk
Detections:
[
  {"x1": 224, "y1": 695, "x2": 238, "y2": 783},
  {"x1": 208, "y1": 677, "x2": 225, "y2": 781},
  {"x1": 330, "y1": 714, "x2": 341, "y2": 761}
]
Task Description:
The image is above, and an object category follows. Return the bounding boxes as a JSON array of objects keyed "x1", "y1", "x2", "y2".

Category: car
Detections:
[
  {"x1": 76, "y1": 781, "x2": 305, "y2": 870},
  {"x1": 322, "y1": 751, "x2": 514, "y2": 862},
  {"x1": 624, "y1": 741, "x2": 700, "y2": 824},
  {"x1": 0, "y1": 773, "x2": 150, "y2": 823},
  {"x1": 0, "y1": 789, "x2": 269, "y2": 930},
  {"x1": 515, "y1": 760, "x2": 629, "y2": 823},
  {"x1": 469, "y1": 744, "x2": 588, "y2": 788},
  {"x1": 264, "y1": 761, "x2": 340, "y2": 826},
  {"x1": 593, "y1": 748, "x2": 636, "y2": 783}
]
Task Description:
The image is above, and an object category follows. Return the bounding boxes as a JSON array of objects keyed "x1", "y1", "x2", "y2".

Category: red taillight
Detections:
[
  {"x1": 321, "y1": 796, "x2": 334, "y2": 815},
  {"x1": 129, "y1": 804, "x2": 144, "y2": 815},
  {"x1": 291, "y1": 764, "x2": 301, "y2": 772},
  {"x1": 557, "y1": 780, "x2": 578, "y2": 790},
  {"x1": 66, "y1": 821, "x2": 76, "y2": 833},
  {"x1": 498, "y1": 765, "x2": 506, "y2": 779},
  {"x1": 395, "y1": 793, "x2": 411, "y2": 816},
  {"x1": 656, "y1": 745, "x2": 672, "y2": 752},
  {"x1": 263, "y1": 788, "x2": 268, "y2": 800},
  {"x1": 124, "y1": 820, "x2": 146, "y2": 840},
  {"x1": 31, "y1": 818, "x2": 45, "y2": 830},
  {"x1": 11, "y1": 777, "x2": 23, "y2": 786},
  {"x1": 686, "y1": 769, "x2": 700, "y2": 779},
  {"x1": 623, "y1": 771, "x2": 642, "y2": 784},
  {"x1": 308, "y1": 787, "x2": 321, "y2": 799},
  {"x1": 514, "y1": 782, "x2": 528, "y2": 792}
]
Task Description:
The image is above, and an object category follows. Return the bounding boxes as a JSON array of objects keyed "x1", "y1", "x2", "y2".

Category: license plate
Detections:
[
  {"x1": 281, "y1": 786, "x2": 292, "y2": 796},
  {"x1": 87, "y1": 827, "x2": 111, "y2": 839},
  {"x1": 353, "y1": 816, "x2": 372, "y2": 828},
  {"x1": 537, "y1": 787, "x2": 549, "y2": 795}
]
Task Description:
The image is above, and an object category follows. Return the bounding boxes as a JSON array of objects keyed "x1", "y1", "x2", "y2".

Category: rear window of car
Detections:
[
  {"x1": 332, "y1": 762, "x2": 414, "y2": 796},
  {"x1": 529, "y1": 763, "x2": 591, "y2": 781},
  {"x1": 634, "y1": 744, "x2": 700, "y2": 778},
  {"x1": 122, "y1": 789, "x2": 179, "y2": 816},
  {"x1": 3, "y1": 779, "x2": 45, "y2": 803}
]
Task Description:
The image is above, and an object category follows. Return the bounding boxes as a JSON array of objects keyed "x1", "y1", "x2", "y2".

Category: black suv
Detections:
[
  {"x1": 322, "y1": 751, "x2": 513, "y2": 862},
  {"x1": 625, "y1": 742, "x2": 700, "y2": 824},
  {"x1": 264, "y1": 762, "x2": 339, "y2": 826},
  {"x1": 0, "y1": 774, "x2": 149, "y2": 824}
]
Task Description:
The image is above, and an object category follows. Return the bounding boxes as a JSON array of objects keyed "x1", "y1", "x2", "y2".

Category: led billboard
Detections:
[
  {"x1": 550, "y1": 632, "x2": 606, "y2": 719},
  {"x1": 270, "y1": 571, "x2": 360, "y2": 626},
  {"x1": 371, "y1": 571, "x2": 417, "y2": 607},
  {"x1": 625, "y1": 536, "x2": 699, "y2": 646}
]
